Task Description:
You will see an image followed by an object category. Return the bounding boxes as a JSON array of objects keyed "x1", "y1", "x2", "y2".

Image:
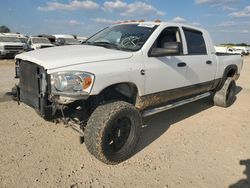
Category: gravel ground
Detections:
[{"x1": 0, "y1": 57, "x2": 249, "y2": 188}]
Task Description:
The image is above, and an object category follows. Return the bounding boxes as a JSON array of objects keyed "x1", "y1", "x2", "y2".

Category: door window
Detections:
[{"x1": 153, "y1": 27, "x2": 183, "y2": 55}]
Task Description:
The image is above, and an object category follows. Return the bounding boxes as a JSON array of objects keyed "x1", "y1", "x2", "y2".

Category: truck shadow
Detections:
[
  {"x1": 235, "y1": 86, "x2": 242, "y2": 95},
  {"x1": 135, "y1": 97, "x2": 213, "y2": 153},
  {"x1": 135, "y1": 85, "x2": 242, "y2": 155},
  {"x1": 229, "y1": 159, "x2": 250, "y2": 188},
  {"x1": 0, "y1": 57, "x2": 15, "y2": 60},
  {"x1": 0, "y1": 92, "x2": 13, "y2": 103}
]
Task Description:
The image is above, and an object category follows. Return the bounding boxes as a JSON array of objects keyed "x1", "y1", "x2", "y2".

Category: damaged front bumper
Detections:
[
  {"x1": 15, "y1": 60, "x2": 55, "y2": 120},
  {"x1": 15, "y1": 60, "x2": 91, "y2": 120},
  {"x1": 15, "y1": 60, "x2": 91, "y2": 123}
]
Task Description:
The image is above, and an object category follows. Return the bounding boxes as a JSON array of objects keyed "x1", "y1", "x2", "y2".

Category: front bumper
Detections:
[
  {"x1": 16, "y1": 60, "x2": 55, "y2": 119},
  {"x1": 0, "y1": 49, "x2": 24, "y2": 56},
  {"x1": 16, "y1": 60, "x2": 89, "y2": 120}
]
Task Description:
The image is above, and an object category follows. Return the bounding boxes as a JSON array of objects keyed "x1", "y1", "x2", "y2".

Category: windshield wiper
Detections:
[
  {"x1": 86, "y1": 41, "x2": 121, "y2": 50},
  {"x1": 83, "y1": 41, "x2": 137, "y2": 51}
]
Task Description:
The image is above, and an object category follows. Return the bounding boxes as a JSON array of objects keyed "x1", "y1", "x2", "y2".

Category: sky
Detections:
[{"x1": 0, "y1": 0, "x2": 250, "y2": 44}]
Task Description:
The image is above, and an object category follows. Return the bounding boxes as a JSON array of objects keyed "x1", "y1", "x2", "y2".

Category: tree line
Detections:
[
  {"x1": 220, "y1": 43, "x2": 250, "y2": 47},
  {"x1": 0, "y1": 25, "x2": 11, "y2": 33}
]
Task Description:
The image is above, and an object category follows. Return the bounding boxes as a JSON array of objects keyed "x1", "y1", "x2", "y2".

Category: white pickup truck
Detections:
[
  {"x1": 14, "y1": 22, "x2": 243, "y2": 164},
  {"x1": 215, "y1": 46, "x2": 240, "y2": 54},
  {"x1": 27, "y1": 36, "x2": 54, "y2": 50},
  {"x1": 0, "y1": 34, "x2": 25, "y2": 58}
]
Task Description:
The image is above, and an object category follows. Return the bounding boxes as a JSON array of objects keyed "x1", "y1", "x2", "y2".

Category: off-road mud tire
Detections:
[
  {"x1": 84, "y1": 101, "x2": 142, "y2": 165},
  {"x1": 213, "y1": 77, "x2": 236, "y2": 107}
]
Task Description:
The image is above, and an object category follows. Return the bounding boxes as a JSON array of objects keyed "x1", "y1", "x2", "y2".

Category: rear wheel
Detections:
[
  {"x1": 84, "y1": 101, "x2": 142, "y2": 165},
  {"x1": 213, "y1": 77, "x2": 236, "y2": 107}
]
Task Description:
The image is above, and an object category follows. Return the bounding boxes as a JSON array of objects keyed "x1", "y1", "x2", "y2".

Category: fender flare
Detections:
[
  {"x1": 222, "y1": 64, "x2": 238, "y2": 80},
  {"x1": 215, "y1": 64, "x2": 238, "y2": 91}
]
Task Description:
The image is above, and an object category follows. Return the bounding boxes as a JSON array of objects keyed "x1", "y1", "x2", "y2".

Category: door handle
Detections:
[
  {"x1": 177, "y1": 62, "x2": 186, "y2": 67},
  {"x1": 140, "y1": 69, "x2": 145, "y2": 75},
  {"x1": 206, "y1": 60, "x2": 212, "y2": 65}
]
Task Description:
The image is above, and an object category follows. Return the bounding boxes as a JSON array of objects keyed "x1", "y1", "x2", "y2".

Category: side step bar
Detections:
[{"x1": 142, "y1": 92, "x2": 211, "y2": 117}]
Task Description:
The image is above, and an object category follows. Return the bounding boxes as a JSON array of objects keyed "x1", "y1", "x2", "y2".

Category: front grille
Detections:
[
  {"x1": 4, "y1": 45, "x2": 23, "y2": 50},
  {"x1": 18, "y1": 61, "x2": 46, "y2": 110}
]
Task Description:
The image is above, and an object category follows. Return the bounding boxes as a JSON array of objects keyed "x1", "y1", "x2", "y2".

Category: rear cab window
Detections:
[{"x1": 182, "y1": 27, "x2": 207, "y2": 55}]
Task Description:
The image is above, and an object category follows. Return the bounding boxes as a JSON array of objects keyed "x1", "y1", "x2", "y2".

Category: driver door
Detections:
[{"x1": 144, "y1": 27, "x2": 187, "y2": 97}]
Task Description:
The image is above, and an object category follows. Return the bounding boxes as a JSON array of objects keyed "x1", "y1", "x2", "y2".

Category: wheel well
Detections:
[
  {"x1": 91, "y1": 83, "x2": 138, "y2": 106},
  {"x1": 226, "y1": 68, "x2": 237, "y2": 78},
  {"x1": 223, "y1": 65, "x2": 238, "y2": 79},
  {"x1": 214, "y1": 65, "x2": 238, "y2": 92}
]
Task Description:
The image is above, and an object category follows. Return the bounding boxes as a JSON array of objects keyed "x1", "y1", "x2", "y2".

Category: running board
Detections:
[{"x1": 142, "y1": 92, "x2": 211, "y2": 117}]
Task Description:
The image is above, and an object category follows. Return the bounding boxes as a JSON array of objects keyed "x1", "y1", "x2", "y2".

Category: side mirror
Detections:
[{"x1": 149, "y1": 42, "x2": 181, "y2": 57}]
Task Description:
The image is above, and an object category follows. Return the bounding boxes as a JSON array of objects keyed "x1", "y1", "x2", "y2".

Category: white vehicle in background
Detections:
[
  {"x1": 77, "y1": 36, "x2": 87, "y2": 43},
  {"x1": 53, "y1": 34, "x2": 81, "y2": 46},
  {"x1": 0, "y1": 33, "x2": 25, "y2": 58},
  {"x1": 1, "y1": 33, "x2": 28, "y2": 50},
  {"x1": 27, "y1": 37, "x2": 54, "y2": 50},
  {"x1": 53, "y1": 34, "x2": 74, "y2": 39},
  {"x1": 215, "y1": 46, "x2": 238, "y2": 54},
  {"x1": 247, "y1": 47, "x2": 250, "y2": 54},
  {"x1": 233, "y1": 46, "x2": 249, "y2": 56},
  {"x1": 56, "y1": 38, "x2": 81, "y2": 46},
  {"x1": 2, "y1": 33, "x2": 27, "y2": 43}
]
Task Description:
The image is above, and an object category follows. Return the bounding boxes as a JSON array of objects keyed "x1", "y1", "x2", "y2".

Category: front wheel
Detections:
[
  {"x1": 213, "y1": 77, "x2": 236, "y2": 107},
  {"x1": 84, "y1": 101, "x2": 142, "y2": 165}
]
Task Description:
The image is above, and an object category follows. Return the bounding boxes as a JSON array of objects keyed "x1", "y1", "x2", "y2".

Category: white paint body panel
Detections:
[
  {"x1": 143, "y1": 55, "x2": 187, "y2": 94},
  {"x1": 16, "y1": 45, "x2": 133, "y2": 70}
]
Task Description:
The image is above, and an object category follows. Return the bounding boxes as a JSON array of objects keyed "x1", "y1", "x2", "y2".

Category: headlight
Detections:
[
  {"x1": 54, "y1": 74, "x2": 68, "y2": 91},
  {"x1": 50, "y1": 71, "x2": 94, "y2": 95}
]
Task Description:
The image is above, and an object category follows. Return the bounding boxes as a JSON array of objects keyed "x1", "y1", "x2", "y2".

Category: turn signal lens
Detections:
[{"x1": 83, "y1": 76, "x2": 93, "y2": 89}]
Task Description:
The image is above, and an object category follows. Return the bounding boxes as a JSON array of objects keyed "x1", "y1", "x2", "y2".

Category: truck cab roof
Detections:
[{"x1": 114, "y1": 21, "x2": 206, "y2": 32}]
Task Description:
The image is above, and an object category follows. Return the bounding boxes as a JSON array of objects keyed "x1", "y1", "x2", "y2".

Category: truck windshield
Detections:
[
  {"x1": 32, "y1": 38, "x2": 51, "y2": 44},
  {"x1": 0, "y1": 37, "x2": 21, "y2": 43},
  {"x1": 85, "y1": 24, "x2": 158, "y2": 51}
]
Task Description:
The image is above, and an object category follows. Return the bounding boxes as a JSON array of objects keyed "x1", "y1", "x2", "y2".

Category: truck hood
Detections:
[{"x1": 16, "y1": 45, "x2": 133, "y2": 70}]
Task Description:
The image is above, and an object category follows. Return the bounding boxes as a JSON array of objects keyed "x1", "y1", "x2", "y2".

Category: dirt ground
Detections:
[{"x1": 0, "y1": 57, "x2": 249, "y2": 188}]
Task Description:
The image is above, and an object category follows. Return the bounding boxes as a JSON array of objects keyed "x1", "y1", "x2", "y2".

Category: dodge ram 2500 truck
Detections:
[{"x1": 14, "y1": 22, "x2": 243, "y2": 165}]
